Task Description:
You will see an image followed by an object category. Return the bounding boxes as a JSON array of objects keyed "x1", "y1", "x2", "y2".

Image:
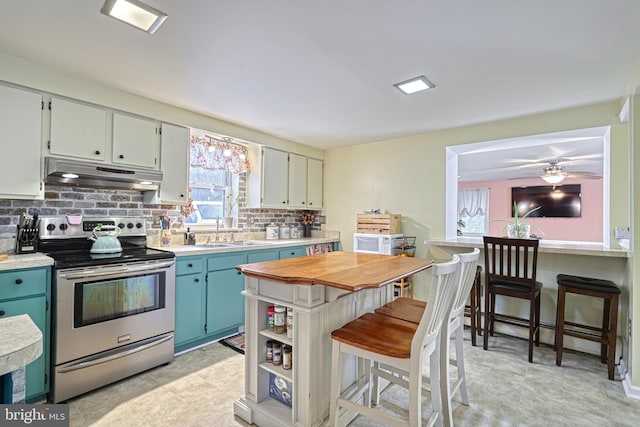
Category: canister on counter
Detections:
[
  {"x1": 266, "y1": 223, "x2": 279, "y2": 240},
  {"x1": 274, "y1": 305, "x2": 286, "y2": 334},
  {"x1": 290, "y1": 226, "x2": 301, "y2": 239},
  {"x1": 279, "y1": 225, "x2": 290, "y2": 239}
]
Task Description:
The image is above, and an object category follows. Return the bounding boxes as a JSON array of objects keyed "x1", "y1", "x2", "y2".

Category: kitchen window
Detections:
[{"x1": 184, "y1": 134, "x2": 250, "y2": 226}]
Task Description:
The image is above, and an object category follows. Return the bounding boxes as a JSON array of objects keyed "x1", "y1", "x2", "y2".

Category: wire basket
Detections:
[{"x1": 393, "y1": 236, "x2": 416, "y2": 256}]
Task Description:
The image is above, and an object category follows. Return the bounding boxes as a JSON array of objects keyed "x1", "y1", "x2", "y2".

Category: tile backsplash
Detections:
[{"x1": 0, "y1": 185, "x2": 324, "y2": 252}]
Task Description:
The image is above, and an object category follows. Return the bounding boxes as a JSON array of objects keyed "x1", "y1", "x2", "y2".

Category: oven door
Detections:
[{"x1": 54, "y1": 259, "x2": 176, "y2": 365}]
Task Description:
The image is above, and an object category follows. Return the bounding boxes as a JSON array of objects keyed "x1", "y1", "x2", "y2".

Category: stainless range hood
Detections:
[{"x1": 45, "y1": 157, "x2": 163, "y2": 191}]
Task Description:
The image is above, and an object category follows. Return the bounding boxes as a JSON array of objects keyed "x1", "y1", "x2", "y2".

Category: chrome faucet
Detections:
[{"x1": 215, "y1": 215, "x2": 220, "y2": 242}]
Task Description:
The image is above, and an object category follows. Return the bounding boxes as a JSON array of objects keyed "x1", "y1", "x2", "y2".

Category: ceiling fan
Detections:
[{"x1": 539, "y1": 160, "x2": 600, "y2": 184}]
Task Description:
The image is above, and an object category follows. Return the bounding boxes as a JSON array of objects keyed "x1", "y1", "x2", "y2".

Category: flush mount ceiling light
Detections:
[
  {"x1": 393, "y1": 75, "x2": 435, "y2": 95},
  {"x1": 62, "y1": 173, "x2": 79, "y2": 179},
  {"x1": 100, "y1": 0, "x2": 168, "y2": 34}
]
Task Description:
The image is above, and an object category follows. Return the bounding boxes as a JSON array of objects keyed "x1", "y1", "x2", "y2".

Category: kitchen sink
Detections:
[
  {"x1": 228, "y1": 241, "x2": 271, "y2": 246},
  {"x1": 196, "y1": 242, "x2": 237, "y2": 248}
]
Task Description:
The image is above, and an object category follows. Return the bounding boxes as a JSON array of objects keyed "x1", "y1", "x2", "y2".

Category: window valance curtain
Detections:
[
  {"x1": 458, "y1": 188, "x2": 489, "y2": 217},
  {"x1": 189, "y1": 135, "x2": 251, "y2": 174}
]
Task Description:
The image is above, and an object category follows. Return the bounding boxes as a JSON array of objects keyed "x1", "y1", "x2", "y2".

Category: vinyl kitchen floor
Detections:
[{"x1": 66, "y1": 333, "x2": 640, "y2": 426}]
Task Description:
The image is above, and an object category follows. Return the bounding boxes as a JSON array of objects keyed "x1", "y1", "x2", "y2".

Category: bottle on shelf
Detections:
[
  {"x1": 286, "y1": 307, "x2": 294, "y2": 339},
  {"x1": 274, "y1": 305, "x2": 286, "y2": 334}
]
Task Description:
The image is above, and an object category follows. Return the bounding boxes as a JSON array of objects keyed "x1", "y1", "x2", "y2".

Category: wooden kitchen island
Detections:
[{"x1": 233, "y1": 251, "x2": 433, "y2": 427}]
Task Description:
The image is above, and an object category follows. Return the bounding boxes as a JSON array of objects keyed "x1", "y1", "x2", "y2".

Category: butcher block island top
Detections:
[{"x1": 235, "y1": 251, "x2": 433, "y2": 291}]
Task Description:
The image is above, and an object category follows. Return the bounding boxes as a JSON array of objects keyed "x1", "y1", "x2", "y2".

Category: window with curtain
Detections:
[
  {"x1": 183, "y1": 135, "x2": 251, "y2": 226},
  {"x1": 458, "y1": 188, "x2": 489, "y2": 235}
]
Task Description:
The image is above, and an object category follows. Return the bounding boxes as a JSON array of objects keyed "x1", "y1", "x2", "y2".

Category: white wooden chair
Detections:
[{"x1": 329, "y1": 254, "x2": 460, "y2": 427}]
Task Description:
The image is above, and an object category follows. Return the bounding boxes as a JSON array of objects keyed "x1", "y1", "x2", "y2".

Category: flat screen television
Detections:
[{"x1": 511, "y1": 184, "x2": 581, "y2": 218}]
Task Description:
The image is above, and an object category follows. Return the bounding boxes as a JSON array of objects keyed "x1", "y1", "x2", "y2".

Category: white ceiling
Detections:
[{"x1": 0, "y1": 1, "x2": 638, "y2": 179}]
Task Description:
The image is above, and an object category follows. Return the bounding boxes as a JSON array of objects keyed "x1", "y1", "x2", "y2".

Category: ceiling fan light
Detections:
[{"x1": 541, "y1": 173, "x2": 567, "y2": 184}]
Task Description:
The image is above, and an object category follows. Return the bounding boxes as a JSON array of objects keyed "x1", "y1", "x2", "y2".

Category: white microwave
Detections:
[{"x1": 353, "y1": 233, "x2": 403, "y2": 255}]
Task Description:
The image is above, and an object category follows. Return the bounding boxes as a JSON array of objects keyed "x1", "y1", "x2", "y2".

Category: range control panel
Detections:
[{"x1": 39, "y1": 216, "x2": 147, "y2": 239}]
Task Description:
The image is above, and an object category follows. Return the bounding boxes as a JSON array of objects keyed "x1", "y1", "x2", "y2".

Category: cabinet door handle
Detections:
[
  {"x1": 180, "y1": 194, "x2": 185, "y2": 198},
  {"x1": 309, "y1": 202, "x2": 313, "y2": 206},
  {"x1": 188, "y1": 263, "x2": 193, "y2": 268},
  {"x1": 95, "y1": 150, "x2": 101, "y2": 155},
  {"x1": 237, "y1": 271, "x2": 242, "y2": 275},
  {"x1": 15, "y1": 279, "x2": 23, "y2": 285},
  {"x1": 194, "y1": 278, "x2": 200, "y2": 283},
  {"x1": 119, "y1": 154, "x2": 124, "y2": 159},
  {"x1": 0, "y1": 310, "x2": 5, "y2": 317}
]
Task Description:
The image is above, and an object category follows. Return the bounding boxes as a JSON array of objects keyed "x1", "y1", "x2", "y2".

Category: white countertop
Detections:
[
  {"x1": 427, "y1": 237, "x2": 630, "y2": 258},
  {"x1": 0, "y1": 253, "x2": 54, "y2": 271},
  {"x1": 0, "y1": 314, "x2": 43, "y2": 376},
  {"x1": 157, "y1": 237, "x2": 339, "y2": 257}
]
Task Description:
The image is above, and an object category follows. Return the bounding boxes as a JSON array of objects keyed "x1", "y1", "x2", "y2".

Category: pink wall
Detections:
[{"x1": 459, "y1": 178, "x2": 603, "y2": 242}]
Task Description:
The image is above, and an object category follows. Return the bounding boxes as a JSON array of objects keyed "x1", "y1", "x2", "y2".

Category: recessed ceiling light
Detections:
[
  {"x1": 100, "y1": 0, "x2": 168, "y2": 34},
  {"x1": 394, "y1": 75, "x2": 435, "y2": 95},
  {"x1": 62, "y1": 173, "x2": 79, "y2": 179}
]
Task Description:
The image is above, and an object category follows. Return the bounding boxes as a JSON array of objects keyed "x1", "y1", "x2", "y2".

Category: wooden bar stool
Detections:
[
  {"x1": 555, "y1": 274, "x2": 620, "y2": 380},
  {"x1": 464, "y1": 265, "x2": 482, "y2": 346},
  {"x1": 372, "y1": 249, "x2": 480, "y2": 427},
  {"x1": 329, "y1": 255, "x2": 460, "y2": 427}
]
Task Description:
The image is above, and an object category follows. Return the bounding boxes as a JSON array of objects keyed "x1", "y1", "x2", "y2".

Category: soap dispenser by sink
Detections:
[{"x1": 185, "y1": 227, "x2": 196, "y2": 245}]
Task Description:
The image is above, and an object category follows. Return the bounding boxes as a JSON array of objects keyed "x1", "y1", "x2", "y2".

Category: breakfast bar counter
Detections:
[{"x1": 233, "y1": 251, "x2": 433, "y2": 427}]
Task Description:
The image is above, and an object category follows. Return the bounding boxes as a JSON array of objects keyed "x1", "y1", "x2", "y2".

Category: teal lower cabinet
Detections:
[
  {"x1": 247, "y1": 249, "x2": 278, "y2": 263},
  {"x1": 206, "y1": 267, "x2": 245, "y2": 336},
  {"x1": 206, "y1": 253, "x2": 246, "y2": 339},
  {"x1": 0, "y1": 266, "x2": 50, "y2": 403},
  {"x1": 174, "y1": 245, "x2": 317, "y2": 353},
  {"x1": 279, "y1": 245, "x2": 307, "y2": 259},
  {"x1": 174, "y1": 272, "x2": 206, "y2": 346}
]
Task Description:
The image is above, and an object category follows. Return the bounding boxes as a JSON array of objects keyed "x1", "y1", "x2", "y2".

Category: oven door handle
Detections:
[
  {"x1": 58, "y1": 260, "x2": 176, "y2": 279},
  {"x1": 57, "y1": 334, "x2": 174, "y2": 373}
]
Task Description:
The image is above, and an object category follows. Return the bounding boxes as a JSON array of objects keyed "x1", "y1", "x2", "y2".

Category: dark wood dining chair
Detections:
[{"x1": 483, "y1": 236, "x2": 542, "y2": 363}]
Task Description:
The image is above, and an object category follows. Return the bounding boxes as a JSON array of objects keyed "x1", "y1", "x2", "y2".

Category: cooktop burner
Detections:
[
  {"x1": 45, "y1": 246, "x2": 174, "y2": 269},
  {"x1": 38, "y1": 216, "x2": 175, "y2": 268}
]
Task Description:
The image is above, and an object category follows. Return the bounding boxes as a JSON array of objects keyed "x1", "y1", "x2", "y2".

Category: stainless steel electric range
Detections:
[{"x1": 39, "y1": 216, "x2": 176, "y2": 403}]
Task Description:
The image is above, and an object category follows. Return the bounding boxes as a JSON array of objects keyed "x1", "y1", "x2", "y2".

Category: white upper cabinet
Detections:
[
  {"x1": 112, "y1": 113, "x2": 159, "y2": 169},
  {"x1": 306, "y1": 157, "x2": 323, "y2": 209},
  {"x1": 258, "y1": 147, "x2": 324, "y2": 210},
  {"x1": 261, "y1": 147, "x2": 289, "y2": 207},
  {"x1": 159, "y1": 123, "x2": 190, "y2": 204},
  {"x1": 288, "y1": 153, "x2": 307, "y2": 208},
  {"x1": 0, "y1": 85, "x2": 43, "y2": 199},
  {"x1": 49, "y1": 97, "x2": 107, "y2": 161}
]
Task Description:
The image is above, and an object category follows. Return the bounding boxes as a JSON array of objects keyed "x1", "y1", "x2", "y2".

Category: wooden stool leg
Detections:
[
  {"x1": 469, "y1": 276, "x2": 478, "y2": 346},
  {"x1": 483, "y1": 285, "x2": 491, "y2": 351},
  {"x1": 601, "y1": 297, "x2": 611, "y2": 363},
  {"x1": 555, "y1": 285, "x2": 566, "y2": 367},
  {"x1": 475, "y1": 276, "x2": 482, "y2": 337},
  {"x1": 607, "y1": 294, "x2": 618, "y2": 380},
  {"x1": 409, "y1": 276, "x2": 414, "y2": 299}
]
